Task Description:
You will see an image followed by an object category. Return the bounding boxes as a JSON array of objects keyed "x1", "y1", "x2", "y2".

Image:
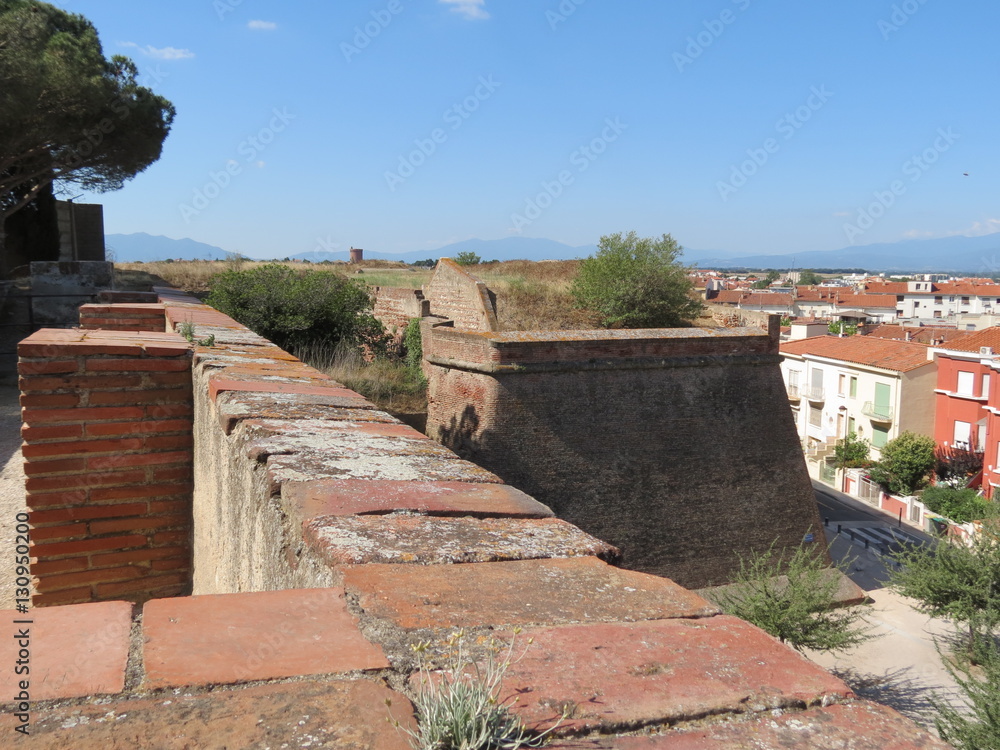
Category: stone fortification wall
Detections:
[
  {"x1": 423, "y1": 318, "x2": 825, "y2": 589},
  {"x1": 421, "y1": 258, "x2": 499, "y2": 332},
  {"x1": 371, "y1": 286, "x2": 428, "y2": 332},
  {"x1": 3, "y1": 289, "x2": 944, "y2": 749},
  {"x1": 705, "y1": 302, "x2": 773, "y2": 329}
]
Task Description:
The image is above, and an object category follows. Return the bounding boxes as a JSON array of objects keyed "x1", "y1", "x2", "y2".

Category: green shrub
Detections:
[
  {"x1": 403, "y1": 318, "x2": 426, "y2": 384},
  {"x1": 206, "y1": 264, "x2": 386, "y2": 357},
  {"x1": 867, "y1": 431, "x2": 937, "y2": 496},
  {"x1": 920, "y1": 486, "x2": 992, "y2": 524}
]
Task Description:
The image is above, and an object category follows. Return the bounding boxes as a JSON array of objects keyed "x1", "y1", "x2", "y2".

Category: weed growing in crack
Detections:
[{"x1": 387, "y1": 629, "x2": 565, "y2": 750}]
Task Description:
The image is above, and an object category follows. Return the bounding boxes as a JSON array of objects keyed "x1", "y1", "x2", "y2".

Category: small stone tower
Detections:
[{"x1": 349, "y1": 247, "x2": 364, "y2": 264}]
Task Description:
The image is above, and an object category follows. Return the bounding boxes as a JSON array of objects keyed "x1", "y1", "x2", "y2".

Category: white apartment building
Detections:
[{"x1": 780, "y1": 335, "x2": 937, "y2": 460}]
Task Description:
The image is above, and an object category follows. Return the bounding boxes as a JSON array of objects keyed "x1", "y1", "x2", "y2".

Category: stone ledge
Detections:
[
  {"x1": 343, "y1": 556, "x2": 717, "y2": 631},
  {"x1": 283, "y1": 478, "x2": 554, "y2": 520},
  {"x1": 0, "y1": 601, "x2": 133, "y2": 701},
  {"x1": 306, "y1": 516, "x2": 619, "y2": 566},
  {"x1": 0, "y1": 679, "x2": 414, "y2": 750},
  {"x1": 142, "y1": 588, "x2": 389, "y2": 689}
]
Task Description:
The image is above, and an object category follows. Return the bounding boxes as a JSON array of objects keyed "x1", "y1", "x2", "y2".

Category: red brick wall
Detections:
[
  {"x1": 424, "y1": 321, "x2": 824, "y2": 590},
  {"x1": 79, "y1": 303, "x2": 167, "y2": 333},
  {"x1": 19, "y1": 329, "x2": 194, "y2": 606},
  {"x1": 424, "y1": 259, "x2": 499, "y2": 332},
  {"x1": 372, "y1": 287, "x2": 428, "y2": 332}
]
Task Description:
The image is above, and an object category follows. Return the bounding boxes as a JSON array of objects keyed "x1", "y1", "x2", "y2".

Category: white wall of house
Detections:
[{"x1": 780, "y1": 353, "x2": 936, "y2": 459}]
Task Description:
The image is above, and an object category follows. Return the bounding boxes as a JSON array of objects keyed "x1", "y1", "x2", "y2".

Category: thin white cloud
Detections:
[
  {"x1": 439, "y1": 0, "x2": 489, "y2": 21},
  {"x1": 951, "y1": 219, "x2": 1000, "y2": 237},
  {"x1": 902, "y1": 229, "x2": 935, "y2": 239},
  {"x1": 248, "y1": 20, "x2": 277, "y2": 31},
  {"x1": 120, "y1": 41, "x2": 195, "y2": 60}
]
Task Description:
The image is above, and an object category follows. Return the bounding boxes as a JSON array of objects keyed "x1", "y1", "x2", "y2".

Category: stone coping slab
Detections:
[
  {"x1": 209, "y1": 376, "x2": 366, "y2": 403},
  {"x1": 0, "y1": 601, "x2": 132, "y2": 701},
  {"x1": 142, "y1": 588, "x2": 389, "y2": 689},
  {"x1": 18, "y1": 329, "x2": 191, "y2": 358},
  {"x1": 561, "y1": 701, "x2": 950, "y2": 749},
  {"x1": 216, "y1": 396, "x2": 397, "y2": 433},
  {"x1": 488, "y1": 616, "x2": 852, "y2": 734},
  {"x1": 283, "y1": 479, "x2": 554, "y2": 521},
  {"x1": 306, "y1": 516, "x2": 619, "y2": 566},
  {"x1": 344, "y1": 557, "x2": 718, "y2": 631},
  {"x1": 1, "y1": 679, "x2": 414, "y2": 750},
  {"x1": 266, "y1": 450, "x2": 503, "y2": 488}
]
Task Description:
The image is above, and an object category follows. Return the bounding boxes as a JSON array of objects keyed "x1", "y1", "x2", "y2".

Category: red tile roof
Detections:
[
  {"x1": 935, "y1": 326, "x2": 1000, "y2": 354},
  {"x1": 865, "y1": 324, "x2": 970, "y2": 345},
  {"x1": 713, "y1": 291, "x2": 793, "y2": 307},
  {"x1": 780, "y1": 335, "x2": 933, "y2": 372}
]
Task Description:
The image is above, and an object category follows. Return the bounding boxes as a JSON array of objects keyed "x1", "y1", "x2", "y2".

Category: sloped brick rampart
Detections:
[
  {"x1": 422, "y1": 257, "x2": 499, "y2": 331},
  {"x1": 19, "y1": 329, "x2": 194, "y2": 605},
  {"x1": 424, "y1": 318, "x2": 826, "y2": 589}
]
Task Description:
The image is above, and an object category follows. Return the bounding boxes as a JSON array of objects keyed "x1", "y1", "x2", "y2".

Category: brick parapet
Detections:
[
  {"x1": 423, "y1": 258, "x2": 499, "y2": 331},
  {"x1": 79, "y1": 302, "x2": 168, "y2": 332},
  {"x1": 19, "y1": 329, "x2": 194, "y2": 606}
]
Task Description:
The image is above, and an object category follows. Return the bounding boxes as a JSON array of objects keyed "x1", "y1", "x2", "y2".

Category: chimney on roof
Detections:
[{"x1": 905, "y1": 330, "x2": 911, "y2": 341}]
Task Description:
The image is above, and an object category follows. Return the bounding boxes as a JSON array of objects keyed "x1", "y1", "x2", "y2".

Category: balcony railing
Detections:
[
  {"x1": 803, "y1": 386, "x2": 825, "y2": 402},
  {"x1": 787, "y1": 385, "x2": 801, "y2": 401},
  {"x1": 862, "y1": 401, "x2": 894, "y2": 422}
]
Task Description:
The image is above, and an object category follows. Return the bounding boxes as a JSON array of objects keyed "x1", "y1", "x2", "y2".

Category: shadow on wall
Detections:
[{"x1": 436, "y1": 403, "x2": 481, "y2": 460}]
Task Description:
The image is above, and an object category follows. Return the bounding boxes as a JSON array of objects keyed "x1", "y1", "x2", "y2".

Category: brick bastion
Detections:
[
  {"x1": 0, "y1": 288, "x2": 945, "y2": 747},
  {"x1": 422, "y1": 316, "x2": 825, "y2": 590}
]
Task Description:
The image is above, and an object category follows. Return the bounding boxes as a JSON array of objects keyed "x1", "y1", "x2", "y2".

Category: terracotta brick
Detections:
[
  {"x1": 85, "y1": 418, "x2": 191, "y2": 437},
  {"x1": 89, "y1": 546, "x2": 189, "y2": 569},
  {"x1": 0, "y1": 601, "x2": 132, "y2": 699},
  {"x1": 32, "y1": 534, "x2": 147, "y2": 558},
  {"x1": 146, "y1": 403, "x2": 193, "y2": 418},
  {"x1": 29, "y1": 524, "x2": 88, "y2": 542},
  {"x1": 87, "y1": 450, "x2": 191, "y2": 471},
  {"x1": 19, "y1": 393, "x2": 80, "y2": 408},
  {"x1": 89, "y1": 514, "x2": 189, "y2": 535},
  {"x1": 148, "y1": 499, "x2": 190, "y2": 515},
  {"x1": 32, "y1": 587, "x2": 91, "y2": 606},
  {"x1": 20, "y1": 374, "x2": 145, "y2": 392},
  {"x1": 30, "y1": 503, "x2": 146, "y2": 525},
  {"x1": 152, "y1": 466, "x2": 194, "y2": 482},
  {"x1": 23, "y1": 457, "x2": 87, "y2": 476},
  {"x1": 22, "y1": 406, "x2": 144, "y2": 423},
  {"x1": 87, "y1": 358, "x2": 191, "y2": 372},
  {"x1": 151, "y1": 530, "x2": 190, "y2": 546},
  {"x1": 36, "y1": 566, "x2": 143, "y2": 593},
  {"x1": 145, "y1": 371, "x2": 194, "y2": 387},
  {"x1": 18, "y1": 359, "x2": 80, "y2": 375},
  {"x1": 20, "y1": 423, "x2": 84, "y2": 442},
  {"x1": 91, "y1": 482, "x2": 191, "y2": 502},
  {"x1": 96, "y1": 572, "x2": 188, "y2": 598},
  {"x1": 142, "y1": 589, "x2": 388, "y2": 688},
  {"x1": 27, "y1": 469, "x2": 146, "y2": 493},
  {"x1": 23, "y1": 437, "x2": 144, "y2": 459},
  {"x1": 151, "y1": 558, "x2": 190, "y2": 572},
  {"x1": 144, "y1": 434, "x2": 194, "y2": 451},
  {"x1": 31, "y1": 557, "x2": 88, "y2": 576},
  {"x1": 88, "y1": 388, "x2": 192, "y2": 406},
  {"x1": 25, "y1": 490, "x2": 89, "y2": 508}
]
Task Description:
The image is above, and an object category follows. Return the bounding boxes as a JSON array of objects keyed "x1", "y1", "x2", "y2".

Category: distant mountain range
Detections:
[{"x1": 106, "y1": 231, "x2": 1000, "y2": 274}]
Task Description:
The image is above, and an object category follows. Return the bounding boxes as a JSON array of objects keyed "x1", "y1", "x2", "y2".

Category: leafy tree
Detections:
[
  {"x1": 889, "y1": 521, "x2": 1000, "y2": 660},
  {"x1": 920, "y1": 486, "x2": 993, "y2": 524},
  {"x1": 868, "y1": 431, "x2": 937, "y2": 496},
  {"x1": 798, "y1": 269, "x2": 823, "y2": 286},
  {"x1": 571, "y1": 231, "x2": 703, "y2": 328},
  {"x1": 206, "y1": 264, "x2": 386, "y2": 357},
  {"x1": 752, "y1": 270, "x2": 780, "y2": 289},
  {"x1": 931, "y1": 635, "x2": 1000, "y2": 749},
  {"x1": 0, "y1": 1, "x2": 175, "y2": 235},
  {"x1": 833, "y1": 432, "x2": 871, "y2": 470},
  {"x1": 828, "y1": 321, "x2": 858, "y2": 336},
  {"x1": 706, "y1": 542, "x2": 875, "y2": 654},
  {"x1": 454, "y1": 251, "x2": 481, "y2": 266}
]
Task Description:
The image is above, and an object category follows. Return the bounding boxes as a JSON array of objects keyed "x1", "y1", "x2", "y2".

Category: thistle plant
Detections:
[{"x1": 388, "y1": 629, "x2": 565, "y2": 750}]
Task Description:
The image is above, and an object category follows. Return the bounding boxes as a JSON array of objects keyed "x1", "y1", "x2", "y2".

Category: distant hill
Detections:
[
  {"x1": 106, "y1": 233, "x2": 233, "y2": 262},
  {"x1": 684, "y1": 233, "x2": 1000, "y2": 273},
  {"x1": 106, "y1": 230, "x2": 1000, "y2": 274}
]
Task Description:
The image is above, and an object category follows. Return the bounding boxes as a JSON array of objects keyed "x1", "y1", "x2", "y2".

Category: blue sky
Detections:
[{"x1": 55, "y1": 0, "x2": 1000, "y2": 260}]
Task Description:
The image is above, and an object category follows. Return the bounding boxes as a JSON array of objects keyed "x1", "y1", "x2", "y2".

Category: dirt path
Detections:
[{"x1": 0, "y1": 386, "x2": 27, "y2": 609}]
